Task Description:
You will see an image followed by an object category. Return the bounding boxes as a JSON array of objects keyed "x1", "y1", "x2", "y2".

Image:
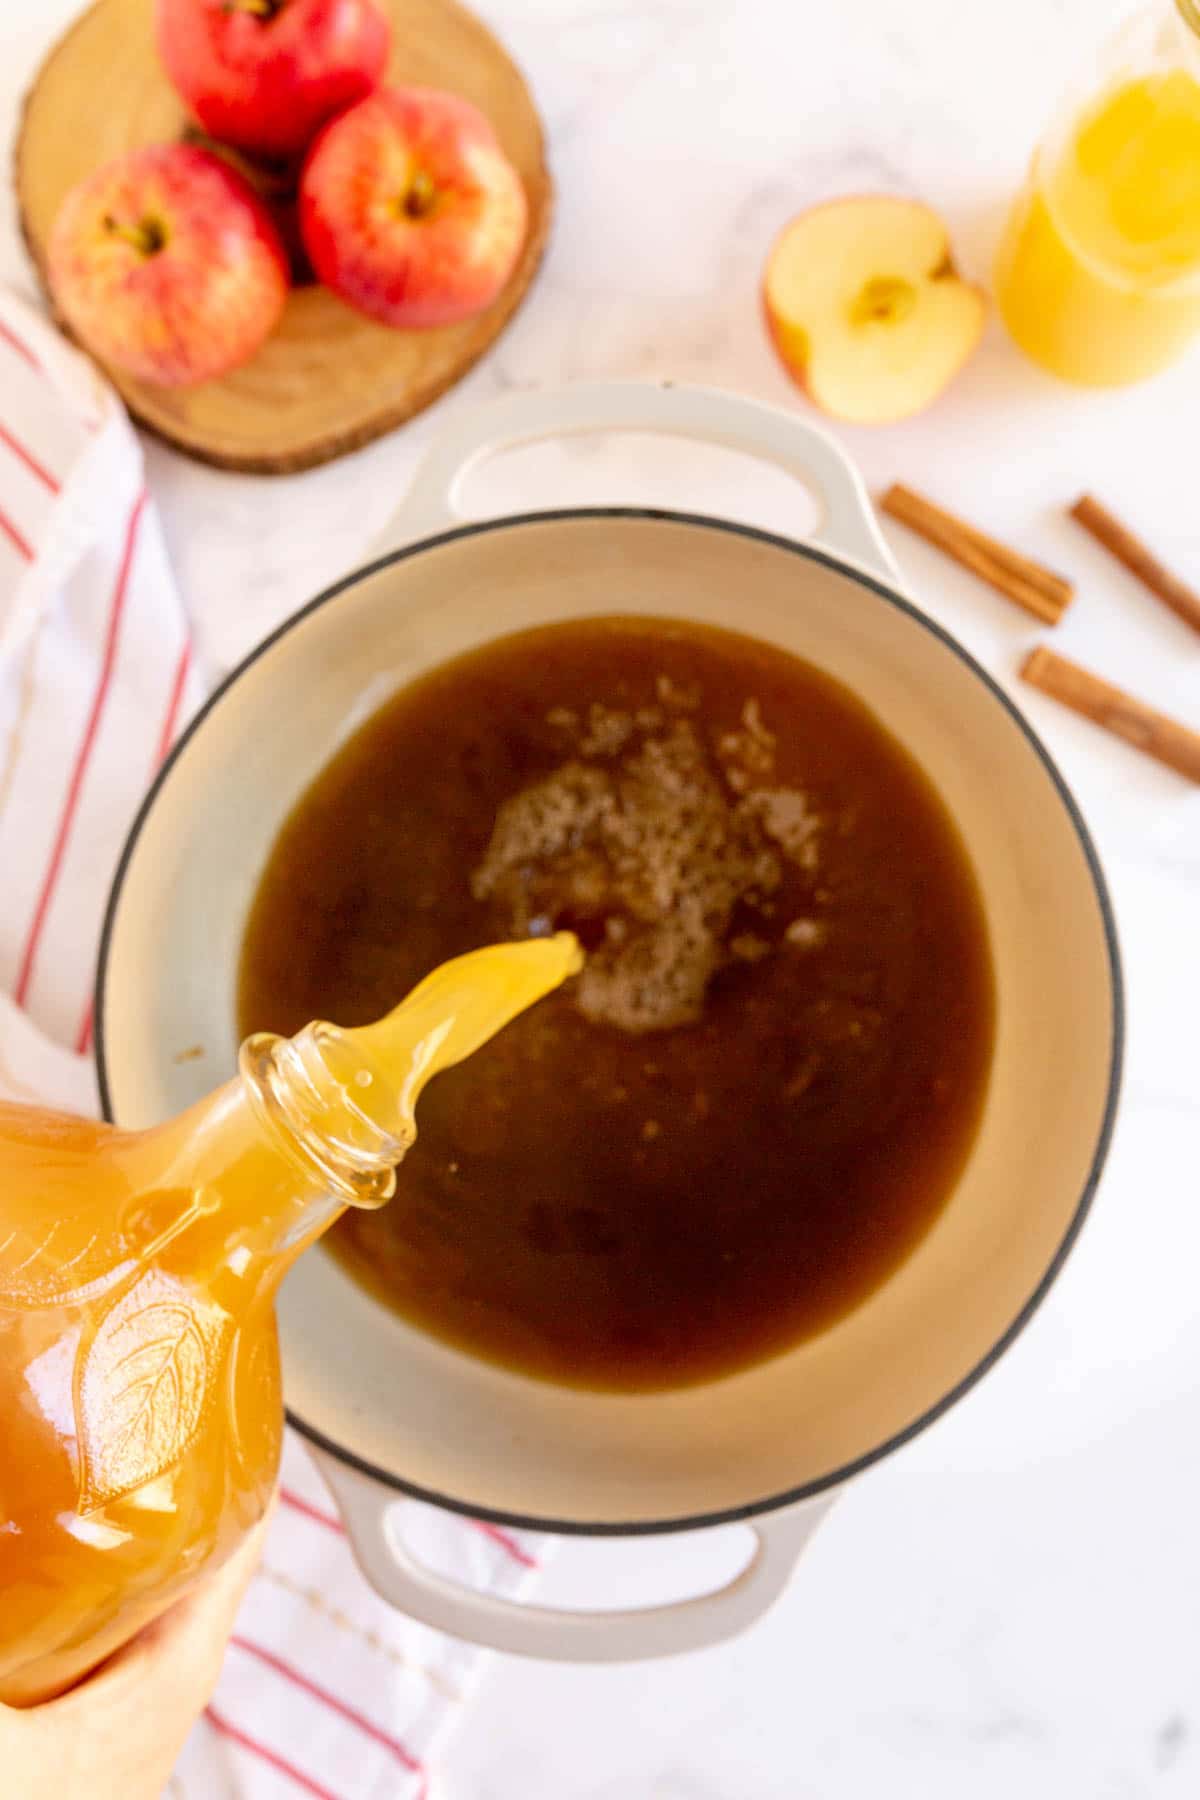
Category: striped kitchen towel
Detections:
[
  {"x1": 0, "y1": 287, "x2": 546, "y2": 1799},
  {"x1": 0, "y1": 294, "x2": 196, "y2": 1107}
]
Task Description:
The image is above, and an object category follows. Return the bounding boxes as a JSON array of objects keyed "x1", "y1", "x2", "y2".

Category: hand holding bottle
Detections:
[{"x1": 0, "y1": 1512, "x2": 270, "y2": 1800}]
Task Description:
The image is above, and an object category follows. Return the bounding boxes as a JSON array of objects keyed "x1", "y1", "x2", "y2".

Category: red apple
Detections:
[
  {"x1": 48, "y1": 145, "x2": 289, "y2": 388},
  {"x1": 299, "y1": 86, "x2": 528, "y2": 329},
  {"x1": 155, "y1": 0, "x2": 390, "y2": 161}
]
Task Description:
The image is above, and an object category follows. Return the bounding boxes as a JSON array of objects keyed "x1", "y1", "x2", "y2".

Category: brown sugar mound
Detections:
[{"x1": 472, "y1": 703, "x2": 820, "y2": 1033}]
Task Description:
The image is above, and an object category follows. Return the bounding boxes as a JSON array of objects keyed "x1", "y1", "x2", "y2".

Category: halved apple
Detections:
[{"x1": 763, "y1": 197, "x2": 986, "y2": 424}]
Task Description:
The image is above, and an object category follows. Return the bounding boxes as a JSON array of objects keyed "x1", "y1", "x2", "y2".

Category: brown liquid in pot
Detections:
[{"x1": 238, "y1": 617, "x2": 995, "y2": 1390}]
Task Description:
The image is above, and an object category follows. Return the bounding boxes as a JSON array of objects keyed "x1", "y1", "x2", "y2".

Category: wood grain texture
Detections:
[{"x1": 15, "y1": 0, "x2": 552, "y2": 473}]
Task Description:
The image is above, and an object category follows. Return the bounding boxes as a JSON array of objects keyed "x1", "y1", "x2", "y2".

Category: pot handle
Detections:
[
  {"x1": 383, "y1": 380, "x2": 899, "y2": 586},
  {"x1": 310, "y1": 1446, "x2": 834, "y2": 1663}
]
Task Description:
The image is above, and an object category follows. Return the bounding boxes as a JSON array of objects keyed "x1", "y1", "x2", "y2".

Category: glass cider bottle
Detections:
[{"x1": 0, "y1": 937, "x2": 578, "y2": 1707}]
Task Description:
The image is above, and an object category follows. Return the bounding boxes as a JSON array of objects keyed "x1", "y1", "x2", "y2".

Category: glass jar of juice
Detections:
[
  {"x1": 996, "y1": 0, "x2": 1200, "y2": 384},
  {"x1": 0, "y1": 937, "x2": 577, "y2": 1707}
]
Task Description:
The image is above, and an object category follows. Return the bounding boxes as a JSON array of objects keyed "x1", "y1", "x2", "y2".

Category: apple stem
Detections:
[
  {"x1": 399, "y1": 170, "x2": 438, "y2": 220},
  {"x1": 102, "y1": 215, "x2": 168, "y2": 257},
  {"x1": 224, "y1": 0, "x2": 279, "y2": 17}
]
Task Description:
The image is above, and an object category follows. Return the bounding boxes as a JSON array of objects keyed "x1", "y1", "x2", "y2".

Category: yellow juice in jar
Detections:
[{"x1": 996, "y1": 68, "x2": 1200, "y2": 383}]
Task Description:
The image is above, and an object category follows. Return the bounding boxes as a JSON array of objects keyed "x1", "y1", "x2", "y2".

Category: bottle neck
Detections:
[
  {"x1": 239, "y1": 934, "x2": 583, "y2": 1215},
  {"x1": 125, "y1": 1025, "x2": 410, "y2": 1307},
  {"x1": 138, "y1": 936, "x2": 581, "y2": 1301},
  {"x1": 240, "y1": 1024, "x2": 411, "y2": 1212}
]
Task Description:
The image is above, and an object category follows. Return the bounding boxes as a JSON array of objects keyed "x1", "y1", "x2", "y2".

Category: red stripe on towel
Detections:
[
  {"x1": 0, "y1": 505, "x2": 33, "y2": 561},
  {"x1": 13, "y1": 489, "x2": 145, "y2": 1008},
  {"x1": 0, "y1": 419, "x2": 59, "y2": 493},
  {"x1": 154, "y1": 639, "x2": 193, "y2": 766},
  {"x1": 230, "y1": 1636, "x2": 426, "y2": 1778},
  {"x1": 206, "y1": 1707, "x2": 343, "y2": 1800},
  {"x1": 279, "y1": 1486, "x2": 346, "y2": 1535},
  {"x1": 73, "y1": 636, "x2": 194, "y2": 1057},
  {"x1": 281, "y1": 1480, "x2": 537, "y2": 1573},
  {"x1": 469, "y1": 1519, "x2": 540, "y2": 1570},
  {"x1": 0, "y1": 318, "x2": 43, "y2": 372}
]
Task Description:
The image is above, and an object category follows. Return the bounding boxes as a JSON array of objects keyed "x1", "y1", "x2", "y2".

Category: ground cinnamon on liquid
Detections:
[{"x1": 472, "y1": 692, "x2": 822, "y2": 1033}]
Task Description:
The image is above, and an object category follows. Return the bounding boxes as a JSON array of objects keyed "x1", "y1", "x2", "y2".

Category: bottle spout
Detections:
[
  {"x1": 346, "y1": 933, "x2": 583, "y2": 1116},
  {"x1": 242, "y1": 934, "x2": 581, "y2": 1209}
]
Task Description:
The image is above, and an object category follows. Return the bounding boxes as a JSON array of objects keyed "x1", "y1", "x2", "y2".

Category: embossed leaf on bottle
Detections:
[
  {"x1": 0, "y1": 1216, "x2": 134, "y2": 1310},
  {"x1": 0, "y1": 1184, "x2": 196, "y2": 1310},
  {"x1": 76, "y1": 1267, "x2": 233, "y2": 1513}
]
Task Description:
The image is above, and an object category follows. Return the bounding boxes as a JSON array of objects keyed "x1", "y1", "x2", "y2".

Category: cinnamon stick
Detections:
[
  {"x1": 1021, "y1": 646, "x2": 1200, "y2": 784},
  {"x1": 881, "y1": 484, "x2": 1073, "y2": 625},
  {"x1": 1069, "y1": 494, "x2": 1200, "y2": 637}
]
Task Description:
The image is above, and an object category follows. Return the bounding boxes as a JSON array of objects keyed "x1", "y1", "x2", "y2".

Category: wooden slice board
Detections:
[{"x1": 15, "y1": 0, "x2": 551, "y2": 473}]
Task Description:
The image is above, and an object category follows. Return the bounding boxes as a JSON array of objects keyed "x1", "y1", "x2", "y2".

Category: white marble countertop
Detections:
[{"x1": 4, "y1": 1, "x2": 1199, "y2": 1794}]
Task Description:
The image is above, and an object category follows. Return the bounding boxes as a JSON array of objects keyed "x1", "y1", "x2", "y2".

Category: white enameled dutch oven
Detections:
[{"x1": 95, "y1": 383, "x2": 1122, "y2": 1662}]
